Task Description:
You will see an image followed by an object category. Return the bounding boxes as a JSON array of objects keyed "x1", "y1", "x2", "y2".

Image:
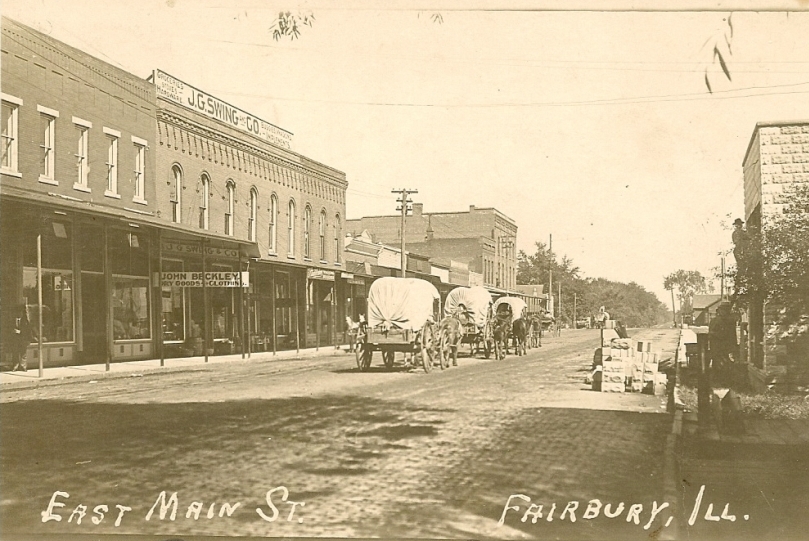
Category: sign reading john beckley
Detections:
[{"x1": 154, "y1": 70, "x2": 293, "y2": 151}]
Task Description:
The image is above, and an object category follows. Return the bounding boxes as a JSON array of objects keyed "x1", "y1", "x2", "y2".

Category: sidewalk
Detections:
[{"x1": 0, "y1": 345, "x2": 350, "y2": 388}]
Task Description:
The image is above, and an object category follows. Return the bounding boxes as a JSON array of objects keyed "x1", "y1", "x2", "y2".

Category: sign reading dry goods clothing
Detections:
[
  {"x1": 153, "y1": 69, "x2": 294, "y2": 150},
  {"x1": 160, "y1": 272, "x2": 249, "y2": 288}
]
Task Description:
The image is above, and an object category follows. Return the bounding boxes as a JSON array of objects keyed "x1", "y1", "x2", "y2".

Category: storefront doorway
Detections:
[{"x1": 80, "y1": 272, "x2": 106, "y2": 362}]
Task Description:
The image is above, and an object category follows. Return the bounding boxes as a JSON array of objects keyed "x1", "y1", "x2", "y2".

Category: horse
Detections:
[
  {"x1": 436, "y1": 315, "x2": 463, "y2": 368},
  {"x1": 492, "y1": 316, "x2": 511, "y2": 360},
  {"x1": 512, "y1": 318, "x2": 527, "y2": 356}
]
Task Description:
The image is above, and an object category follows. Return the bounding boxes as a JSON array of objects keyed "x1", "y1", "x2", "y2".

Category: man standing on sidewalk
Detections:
[
  {"x1": 709, "y1": 302, "x2": 737, "y2": 387},
  {"x1": 11, "y1": 304, "x2": 33, "y2": 372}
]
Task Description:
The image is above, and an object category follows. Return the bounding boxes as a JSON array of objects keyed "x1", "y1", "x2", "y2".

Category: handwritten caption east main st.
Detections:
[{"x1": 41, "y1": 487, "x2": 304, "y2": 527}]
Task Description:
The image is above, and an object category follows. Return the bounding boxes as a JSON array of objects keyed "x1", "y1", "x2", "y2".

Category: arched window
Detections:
[
  {"x1": 303, "y1": 205, "x2": 312, "y2": 259},
  {"x1": 269, "y1": 194, "x2": 278, "y2": 254},
  {"x1": 319, "y1": 210, "x2": 326, "y2": 261},
  {"x1": 225, "y1": 181, "x2": 235, "y2": 236},
  {"x1": 170, "y1": 165, "x2": 182, "y2": 223},
  {"x1": 199, "y1": 173, "x2": 210, "y2": 230},
  {"x1": 287, "y1": 199, "x2": 295, "y2": 257},
  {"x1": 248, "y1": 188, "x2": 258, "y2": 241},
  {"x1": 335, "y1": 213, "x2": 341, "y2": 264}
]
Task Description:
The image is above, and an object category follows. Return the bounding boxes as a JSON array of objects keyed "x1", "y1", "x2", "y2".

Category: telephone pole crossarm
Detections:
[{"x1": 391, "y1": 188, "x2": 418, "y2": 279}]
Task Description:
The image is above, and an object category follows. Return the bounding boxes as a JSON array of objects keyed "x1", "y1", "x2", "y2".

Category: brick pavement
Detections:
[{"x1": 1, "y1": 328, "x2": 682, "y2": 540}]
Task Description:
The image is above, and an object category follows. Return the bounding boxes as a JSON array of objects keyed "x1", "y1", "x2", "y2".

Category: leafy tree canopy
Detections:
[{"x1": 518, "y1": 242, "x2": 669, "y2": 327}]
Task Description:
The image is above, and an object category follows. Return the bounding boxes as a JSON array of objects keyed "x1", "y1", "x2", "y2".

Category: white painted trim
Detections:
[
  {"x1": 72, "y1": 116, "x2": 92, "y2": 129},
  {"x1": 132, "y1": 196, "x2": 148, "y2": 205},
  {"x1": 104, "y1": 190, "x2": 121, "y2": 199},
  {"x1": 1, "y1": 169, "x2": 22, "y2": 178},
  {"x1": 38, "y1": 175, "x2": 59, "y2": 186},
  {"x1": 103, "y1": 127, "x2": 121, "y2": 137},
  {"x1": 1, "y1": 93, "x2": 23, "y2": 106},
  {"x1": 131, "y1": 135, "x2": 148, "y2": 146},
  {"x1": 36, "y1": 104, "x2": 60, "y2": 117},
  {"x1": 72, "y1": 183, "x2": 92, "y2": 193}
]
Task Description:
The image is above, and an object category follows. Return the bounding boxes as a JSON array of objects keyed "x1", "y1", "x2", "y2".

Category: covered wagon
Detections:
[
  {"x1": 443, "y1": 286, "x2": 495, "y2": 359},
  {"x1": 355, "y1": 277, "x2": 441, "y2": 373}
]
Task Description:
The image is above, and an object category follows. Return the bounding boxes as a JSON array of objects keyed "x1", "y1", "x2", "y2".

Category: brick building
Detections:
[
  {"x1": 346, "y1": 204, "x2": 518, "y2": 293},
  {"x1": 742, "y1": 120, "x2": 809, "y2": 381},
  {"x1": 1, "y1": 17, "x2": 159, "y2": 368},
  {"x1": 151, "y1": 70, "x2": 347, "y2": 355},
  {"x1": 1, "y1": 17, "x2": 348, "y2": 370}
]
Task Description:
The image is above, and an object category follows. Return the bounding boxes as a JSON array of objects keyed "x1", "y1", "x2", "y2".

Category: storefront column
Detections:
[
  {"x1": 36, "y1": 231, "x2": 44, "y2": 378},
  {"x1": 271, "y1": 269, "x2": 277, "y2": 355},
  {"x1": 202, "y1": 238, "x2": 209, "y2": 363},
  {"x1": 238, "y1": 250, "x2": 245, "y2": 359},
  {"x1": 103, "y1": 227, "x2": 112, "y2": 372},
  {"x1": 157, "y1": 229, "x2": 164, "y2": 366},
  {"x1": 294, "y1": 275, "x2": 301, "y2": 354}
]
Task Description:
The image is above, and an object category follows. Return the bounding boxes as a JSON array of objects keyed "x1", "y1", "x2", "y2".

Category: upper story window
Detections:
[
  {"x1": 248, "y1": 188, "x2": 258, "y2": 242},
  {"x1": 1, "y1": 94, "x2": 22, "y2": 175},
  {"x1": 132, "y1": 136, "x2": 147, "y2": 204},
  {"x1": 170, "y1": 165, "x2": 183, "y2": 223},
  {"x1": 303, "y1": 206, "x2": 312, "y2": 259},
  {"x1": 225, "y1": 181, "x2": 235, "y2": 236},
  {"x1": 104, "y1": 127, "x2": 120, "y2": 198},
  {"x1": 199, "y1": 174, "x2": 210, "y2": 230},
  {"x1": 73, "y1": 117, "x2": 92, "y2": 192},
  {"x1": 287, "y1": 199, "x2": 296, "y2": 257},
  {"x1": 269, "y1": 194, "x2": 278, "y2": 254},
  {"x1": 335, "y1": 213, "x2": 341, "y2": 264},
  {"x1": 319, "y1": 210, "x2": 326, "y2": 261},
  {"x1": 37, "y1": 105, "x2": 59, "y2": 184}
]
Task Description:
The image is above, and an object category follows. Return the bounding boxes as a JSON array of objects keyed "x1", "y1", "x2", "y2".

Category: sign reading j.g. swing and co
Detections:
[
  {"x1": 153, "y1": 69, "x2": 293, "y2": 150},
  {"x1": 159, "y1": 272, "x2": 249, "y2": 288}
]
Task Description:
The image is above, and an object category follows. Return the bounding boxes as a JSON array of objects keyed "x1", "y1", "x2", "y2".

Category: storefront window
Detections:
[
  {"x1": 109, "y1": 229, "x2": 150, "y2": 341},
  {"x1": 23, "y1": 269, "x2": 74, "y2": 343},
  {"x1": 112, "y1": 277, "x2": 150, "y2": 340},
  {"x1": 21, "y1": 220, "x2": 74, "y2": 343}
]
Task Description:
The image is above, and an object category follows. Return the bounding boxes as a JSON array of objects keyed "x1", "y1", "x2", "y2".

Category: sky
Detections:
[{"x1": 3, "y1": 1, "x2": 808, "y2": 305}]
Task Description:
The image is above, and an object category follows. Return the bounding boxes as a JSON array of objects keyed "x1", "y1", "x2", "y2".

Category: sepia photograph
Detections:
[{"x1": 1, "y1": 1, "x2": 808, "y2": 540}]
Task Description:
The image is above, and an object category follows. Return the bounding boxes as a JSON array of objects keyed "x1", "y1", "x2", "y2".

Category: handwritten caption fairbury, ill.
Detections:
[
  {"x1": 40, "y1": 486, "x2": 304, "y2": 527},
  {"x1": 498, "y1": 485, "x2": 749, "y2": 531}
]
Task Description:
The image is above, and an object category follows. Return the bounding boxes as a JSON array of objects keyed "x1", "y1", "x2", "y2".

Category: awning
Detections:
[{"x1": 2, "y1": 185, "x2": 261, "y2": 258}]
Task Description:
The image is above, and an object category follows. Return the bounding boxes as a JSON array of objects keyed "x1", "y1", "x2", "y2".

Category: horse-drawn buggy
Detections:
[
  {"x1": 439, "y1": 286, "x2": 495, "y2": 364},
  {"x1": 491, "y1": 296, "x2": 528, "y2": 359},
  {"x1": 354, "y1": 277, "x2": 441, "y2": 373}
]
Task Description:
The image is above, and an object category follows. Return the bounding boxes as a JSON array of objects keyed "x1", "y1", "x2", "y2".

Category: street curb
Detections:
[
  {"x1": 0, "y1": 347, "x2": 353, "y2": 392},
  {"x1": 660, "y1": 408, "x2": 682, "y2": 541}
]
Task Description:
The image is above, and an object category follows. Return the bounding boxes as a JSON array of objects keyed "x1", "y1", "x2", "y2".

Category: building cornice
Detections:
[{"x1": 157, "y1": 109, "x2": 347, "y2": 188}]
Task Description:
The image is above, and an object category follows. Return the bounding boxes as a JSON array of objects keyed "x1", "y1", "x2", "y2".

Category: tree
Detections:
[
  {"x1": 519, "y1": 242, "x2": 668, "y2": 327},
  {"x1": 663, "y1": 270, "x2": 712, "y2": 318},
  {"x1": 735, "y1": 185, "x2": 809, "y2": 341}
]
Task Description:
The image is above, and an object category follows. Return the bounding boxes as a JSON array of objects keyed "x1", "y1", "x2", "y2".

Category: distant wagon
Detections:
[
  {"x1": 354, "y1": 277, "x2": 441, "y2": 373},
  {"x1": 443, "y1": 286, "x2": 495, "y2": 359}
]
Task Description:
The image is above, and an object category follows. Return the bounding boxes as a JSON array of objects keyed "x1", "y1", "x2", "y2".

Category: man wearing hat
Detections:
[{"x1": 732, "y1": 218, "x2": 747, "y2": 273}]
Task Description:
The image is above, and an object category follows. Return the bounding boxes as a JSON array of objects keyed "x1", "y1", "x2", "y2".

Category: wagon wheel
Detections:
[
  {"x1": 383, "y1": 350, "x2": 395, "y2": 369},
  {"x1": 356, "y1": 342, "x2": 372, "y2": 371},
  {"x1": 355, "y1": 342, "x2": 363, "y2": 370},
  {"x1": 420, "y1": 325, "x2": 436, "y2": 373},
  {"x1": 438, "y1": 331, "x2": 450, "y2": 370},
  {"x1": 483, "y1": 322, "x2": 493, "y2": 359}
]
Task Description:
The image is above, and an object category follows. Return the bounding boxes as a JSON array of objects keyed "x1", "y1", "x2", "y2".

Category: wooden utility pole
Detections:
[
  {"x1": 392, "y1": 188, "x2": 417, "y2": 278},
  {"x1": 574, "y1": 293, "x2": 577, "y2": 329},
  {"x1": 548, "y1": 234, "x2": 553, "y2": 317}
]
